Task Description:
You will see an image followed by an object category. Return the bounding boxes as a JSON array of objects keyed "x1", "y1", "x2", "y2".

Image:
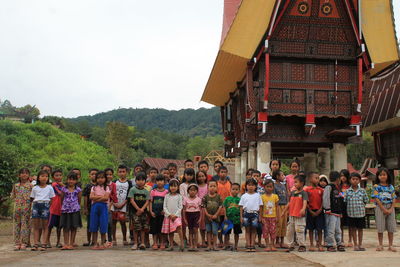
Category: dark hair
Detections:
[
  {"x1": 18, "y1": 168, "x2": 30, "y2": 175},
  {"x1": 214, "y1": 160, "x2": 223, "y2": 167},
  {"x1": 134, "y1": 163, "x2": 144, "y2": 170},
  {"x1": 339, "y1": 169, "x2": 350, "y2": 185},
  {"x1": 329, "y1": 171, "x2": 340, "y2": 182},
  {"x1": 51, "y1": 169, "x2": 63, "y2": 177},
  {"x1": 272, "y1": 170, "x2": 283, "y2": 181},
  {"x1": 246, "y1": 168, "x2": 255, "y2": 176},
  {"x1": 104, "y1": 168, "x2": 114, "y2": 174},
  {"x1": 350, "y1": 172, "x2": 361, "y2": 180},
  {"x1": 269, "y1": 159, "x2": 281, "y2": 168},
  {"x1": 160, "y1": 168, "x2": 168, "y2": 173},
  {"x1": 187, "y1": 184, "x2": 199, "y2": 193},
  {"x1": 66, "y1": 171, "x2": 78, "y2": 189},
  {"x1": 183, "y1": 168, "x2": 196, "y2": 183},
  {"x1": 318, "y1": 176, "x2": 328, "y2": 186},
  {"x1": 252, "y1": 170, "x2": 261, "y2": 176},
  {"x1": 231, "y1": 182, "x2": 240, "y2": 188},
  {"x1": 375, "y1": 167, "x2": 393, "y2": 185},
  {"x1": 245, "y1": 178, "x2": 257, "y2": 188},
  {"x1": 155, "y1": 174, "x2": 165, "y2": 182},
  {"x1": 196, "y1": 170, "x2": 208, "y2": 184},
  {"x1": 167, "y1": 163, "x2": 177, "y2": 169},
  {"x1": 148, "y1": 167, "x2": 159, "y2": 174},
  {"x1": 289, "y1": 160, "x2": 300, "y2": 168},
  {"x1": 169, "y1": 178, "x2": 180, "y2": 191},
  {"x1": 217, "y1": 166, "x2": 228, "y2": 173},
  {"x1": 198, "y1": 160, "x2": 209, "y2": 168},
  {"x1": 89, "y1": 168, "x2": 99, "y2": 173},
  {"x1": 208, "y1": 180, "x2": 218, "y2": 186},
  {"x1": 40, "y1": 164, "x2": 52, "y2": 172},
  {"x1": 95, "y1": 171, "x2": 107, "y2": 190},
  {"x1": 36, "y1": 170, "x2": 50, "y2": 186},
  {"x1": 71, "y1": 168, "x2": 81, "y2": 173},
  {"x1": 184, "y1": 159, "x2": 193, "y2": 164},
  {"x1": 307, "y1": 171, "x2": 319, "y2": 179},
  {"x1": 118, "y1": 165, "x2": 128, "y2": 171},
  {"x1": 135, "y1": 172, "x2": 146, "y2": 181},
  {"x1": 264, "y1": 179, "x2": 274, "y2": 187},
  {"x1": 294, "y1": 174, "x2": 306, "y2": 185}
]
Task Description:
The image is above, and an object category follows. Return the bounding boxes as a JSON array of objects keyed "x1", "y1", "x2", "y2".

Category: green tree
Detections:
[
  {"x1": 347, "y1": 132, "x2": 375, "y2": 170},
  {"x1": 106, "y1": 121, "x2": 134, "y2": 164}
]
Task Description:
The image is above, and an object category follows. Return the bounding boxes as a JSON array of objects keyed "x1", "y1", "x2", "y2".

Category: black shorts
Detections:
[
  {"x1": 306, "y1": 210, "x2": 325, "y2": 230},
  {"x1": 347, "y1": 217, "x2": 365, "y2": 229},
  {"x1": 149, "y1": 215, "x2": 164, "y2": 235},
  {"x1": 225, "y1": 224, "x2": 242, "y2": 235}
]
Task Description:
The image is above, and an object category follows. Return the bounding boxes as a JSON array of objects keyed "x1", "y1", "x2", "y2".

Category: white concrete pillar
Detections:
[
  {"x1": 234, "y1": 156, "x2": 241, "y2": 184},
  {"x1": 257, "y1": 142, "x2": 271, "y2": 174},
  {"x1": 333, "y1": 143, "x2": 347, "y2": 171},
  {"x1": 248, "y1": 145, "x2": 257, "y2": 170},
  {"x1": 297, "y1": 156, "x2": 305, "y2": 172},
  {"x1": 318, "y1": 147, "x2": 331, "y2": 176},
  {"x1": 240, "y1": 152, "x2": 248, "y2": 185},
  {"x1": 303, "y1": 152, "x2": 318, "y2": 173}
]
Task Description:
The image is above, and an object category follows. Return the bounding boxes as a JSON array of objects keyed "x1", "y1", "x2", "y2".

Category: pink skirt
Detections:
[{"x1": 161, "y1": 216, "x2": 182, "y2": 234}]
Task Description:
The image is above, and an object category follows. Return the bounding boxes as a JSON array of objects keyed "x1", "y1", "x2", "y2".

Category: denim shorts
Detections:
[
  {"x1": 32, "y1": 202, "x2": 50, "y2": 219},
  {"x1": 205, "y1": 221, "x2": 219, "y2": 235},
  {"x1": 243, "y1": 212, "x2": 259, "y2": 228}
]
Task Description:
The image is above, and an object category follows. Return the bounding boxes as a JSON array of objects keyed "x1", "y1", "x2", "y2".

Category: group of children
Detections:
[{"x1": 11, "y1": 159, "x2": 398, "y2": 253}]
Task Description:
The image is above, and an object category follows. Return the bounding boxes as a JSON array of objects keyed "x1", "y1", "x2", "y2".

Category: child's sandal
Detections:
[
  {"x1": 14, "y1": 245, "x2": 20, "y2": 251},
  {"x1": 31, "y1": 244, "x2": 39, "y2": 251},
  {"x1": 61, "y1": 245, "x2": 69, "y2": 250},
  {"x1": 298, "y1": 246, "x2": 306, "y2": 252},
  {"x1": 337, "y1": 245, "x2": 346, "y2": 252},
  {"x1": 376, "y1": 246, "x2": 383, "y2": 251},
  {"x1": 388, "y1": 246, "x2": 397, "y2": 252},
  {"x1": 20, "y1": 244, "x2": 27, "y2": 250}
]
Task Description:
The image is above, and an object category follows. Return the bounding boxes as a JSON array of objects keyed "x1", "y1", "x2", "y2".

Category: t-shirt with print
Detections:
[
  {"x1": 112, "y1": 179, "x2": 130, "y2": 212},
  {"x1": 288, "y1": 190, "x2": 308, "y2": 217},
  {"x1": 223, "y1": 196, "x2": 240, "y2": 224},
  {"x1": 30, "y1": 185, "x2": 55, "y2": 202},
  {"x1": 202, "y1": 194, "x2": 222, "y2": 223},
  {"x1": 371, "y1": 184, "x2": 397, "y2": 204},
  {"x1": 261, "y1": 193, "x2": 279, "y2": 218},
  {"x1": 61, "y1": 186, "x2": 82, "y2": 213},
  {"x1": 184, "y1": 196, "x2": 202, "y2": 212},
  {"x1": 50, "y1": 182, "x2": 63, "y2": 215},
  {"x1": 304, "y1": 186, "x2": 324, "y2": 210},
  {"x1": 239, "y1": 192, "x2": 262, "y2": 212},
  {"x1": 150, "y1": 188, "x2": 168, "y2": 216},
  {"x1": 128, "y1": 186, "x2": 150, "y2": 213},
  {"x1": 274, "y1": 182, "x2": 288, "y2": 205}
]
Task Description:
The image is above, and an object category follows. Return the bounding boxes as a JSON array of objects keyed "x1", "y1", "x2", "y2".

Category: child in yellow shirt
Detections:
[{"x1": 260, "y1": 180, "x2": 279, "y2": 251}]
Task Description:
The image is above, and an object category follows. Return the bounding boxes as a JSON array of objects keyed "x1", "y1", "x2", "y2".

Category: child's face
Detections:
[
  {"x1": 290, "y1": 163, "x2": 299, "y2": 173},
  {"x1": 156, "y1": 179, "x2": 165, "y2": 188},
  {"x1": 149, "y1": 170, "x2": 158, "y2": 179},
  {"x1": 168, "y1": 167, "x2": 177, "y2": 177},
  {"x1": 350, "y1": 176, "x2": 360, "y2": 187},
  {"x1": 340, "y1": 175, "x2": 348, "y2": 184},
  {"x1": 197, "y1": 172, "x2": 206, "y2": 184},
  {"x1": 214, "y1": 163, "x2": 222, "y2": 173},
  {"x1": 270, "y1": 161, "x2": 280, "y2": 172},
  {"x1": 89, "y1": 171, "x2": 97, "y2": 182},
  {"x1": 42, "y1": 166, "x2": 51, "y2": 174},
  {"x1": 72, "y1": 170, "x2": 81, "y2": 179},
  {"x1": 378, "y1": 171, "x2": 388, "y2": 184},
  {"x1": 231, "y1": 185, "x2": 240, "y2": 196},
  {"x1": 319, "y1": 180, "x2": 327, "y2": 188},
  {"x1": 188, "y1": 187, "x2": 198, "y2": 197},
  {"x1": 118, "y1": 168, "x2": 127, "y2": 179},
  {"x1": 169, "y1": 184, "x2": 178, "y2": 193},
  {"x1": 136, "y1": 179, "x2": 145, "y2": 188},
  {"x1": 38, "y1": 174, "x2": 49, "y2": 185},
  {"x1": 134, "y1": 167, "x2": 143, "y2": 175},
  {"x1": 294, "y1": 179, "x2": 304, "y2": 190},
  {"x1": 218, "y1": 169, "x2": 227, "y2": 179},
  {"x1": 96, "y1": 176, "x2": 106, "y2": 185},
  {"x1": 265, "y1": 183, "x2": 274, "y2": 194},
  {"x1": 162, "y1": 170, "x2": 170, "y2": 179},
  {"x1": 246, "y1": 172, "x2": 252, "y2": 179},
  {"x1": 199, "y1": 164, "x2": 209, "y2": 173},
  {"x1": 310, "y1": 174, "x2": 319, "y2": 186},
  {"x1": 277, "y1": 172, "x2": 285, "y2": 182},
  {"x1": 19, "y1": 171, "x2": 30, "y2": 182},
  {"x1": 106, "y1": 171, "x2": 113, "y2": 183},
  {"x1": 67, "y1": 178, "x2": 77, "y2": 187},
  {"x1": 53, "y1": 172, "x2": 63, "y2": 183},
  {"x1": 252, "y1": 173, "x2": 261, "y2": 182},
  {"x1": 185, "y1": 174, "x2": 194, "y2": 183},
  {"x1": 185, "y1": 162, "x2": 194, "y2": 169},
  {"x1": 246, "y1": 183, "x2": 256, "y2": 193},
  {"x1": 208, "y1": 182, "x2": 217, "y2": 193}
]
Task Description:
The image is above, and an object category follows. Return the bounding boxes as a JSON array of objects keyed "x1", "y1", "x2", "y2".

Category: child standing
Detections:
[
  {"x1": 203, "y1": 180, "x2": 223, "y2": 251},
  {"x1": 60, "y1": 172, "x2": 82, "y2": 250},
  {"x1": 146, "y1": 167, "x2": 159, "y2": 188},
  {"x1": 272, "y1": 170, "x2": 289, "y2": 248},
  {"x1": 264, "y1": 160, "x2": 281, "y2": 181},
  {"x1": 198, "y1": 160, "x2": 213, "y2": 182},
  {"x1": 89, "y1": 171, "x2": 110, "y2": 250},
  {"x1": 304, "y1": 172, "x2": 325, "y2": 252},
  {"x1": 372, "y1": 168, "x2": 397, "y2": 252},
  {"x1": 344, "y1": 173, "x2": 368, "y2": 251},
  {"x1": 183, "y1": 184, "x2": 202, "y2": 251},
  {"x1": 11, "y1": 168, "x2": 33, "y2": 250},
  {"x1": 323, "y1": 171, "x2": 345, "y2": 252},
  {"x1": 167, "y1": 163, "x2": 179, "y2": 181},
  {"x1": 223, "y1": 183, "x2": 241, "y2": 251},
  {"x1": 128, "y1": 172, "x2": 150, "y2": 250},
  {"x1": 162, "y1": 179, "x2": 184, "y2": 251},
  {"x1": 196, "y1": 171, "x2": 208, "y2": 248},
  {"x1": 111, "y1": 165, "x2": 132, "y2": 246},
  {"x1": 105, "y1": 168, "x2": 117, "y2": 247},
  {"x1": 260, "y1": 180, "x2": 279, "y2": 251},
  {"x1": 82, "y1": 168, "x2": 98, "y2": 246},
  {"x1": 180, "y1": 168, "x2": 196, "y2": 199},
  {"x1": 339, "y1": 169, "x2": 352, "y2": 247},
  {"x1": 251, "y1": 169, "x2": 265, "y2": 248},
  {"x1": 30, "y1": 170, "x2": 55, "y2": 251},
  {"x1": 46, "y1": 169, "x2": 64, "y2": 248},
  {"x1": 285, "y1": 160, "x2": 300, "y2": 191},
  {"x1": 285, "y1": 175, "x2": 308, "y2": 252},
  {"x1": 216, "y1": 166, "x2": 231, "y2": 247},
  {"x1": 149, "y1": 174, "x2": 168, "y2": 250},
  {"x1": 239, "y1": 178, "x2": 263, "y2": 252}
]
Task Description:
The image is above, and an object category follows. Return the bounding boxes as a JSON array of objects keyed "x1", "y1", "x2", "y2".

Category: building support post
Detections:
[
  {"x1": 248, "y1": 144, "x2": 257, "y2": 170},
  {"x1": 303, "y1": 152, "x2": 318, "y2": 173},
  {"x1": 240, "y1": 152, "x2": 248, "y2": 185},
  {"x1": 333, "y1": 143, "x2": 347, "y2": 171},
  {"x1": 318, "y1": 148, "x2": 331, "y2": 176}
]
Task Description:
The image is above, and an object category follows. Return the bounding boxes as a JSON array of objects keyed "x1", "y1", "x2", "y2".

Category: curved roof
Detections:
[{"x1": 202, "y1": 0, "x2": 400, "y2": 106}]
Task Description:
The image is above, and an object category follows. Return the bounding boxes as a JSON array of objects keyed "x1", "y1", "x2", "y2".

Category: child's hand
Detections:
[
  {"x1": 240, "y1": 217, "x2": 244, "y2": 224},
  {"x1": 309, "y1": 210, "x2": 315, "y2": 217},
  {"x1": 171, "y1": 215, "x2": 176, "y2": 222},
  {"x1": 300, "y1": 209, "x2": 305, "y2": 217},
  {"x1": 184, "y1": 219, "x2": 188, "y2": 225},
  {"x1": 211, "y1": 214, "x2": 217, "y2": 220},
  {"x1": 224, "y1": 216, "x2": 228, "y2": 221},
  {"x1": 150, "y1": 211, "x2": 156, "y2": 218},
  {"x1": 136, "y1": 209, "x2": 143, "y2": 216},
  {"x1": 258, "y1": 216, "x2": 262, "y2": 222}
]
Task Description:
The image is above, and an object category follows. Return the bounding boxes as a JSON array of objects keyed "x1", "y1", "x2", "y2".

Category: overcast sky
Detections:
[{"x1": 1, "y1": 1, "x2": 400, "y2": 118}]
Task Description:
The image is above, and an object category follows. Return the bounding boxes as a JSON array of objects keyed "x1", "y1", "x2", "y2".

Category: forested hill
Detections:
[{"x1": 70, "y1": 107, "x2": 221, "y2": 137}]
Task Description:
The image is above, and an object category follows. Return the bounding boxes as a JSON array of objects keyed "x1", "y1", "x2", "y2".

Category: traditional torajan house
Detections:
[{"x1": 201, "y1": 0, "x2": 399, "y2": 184}]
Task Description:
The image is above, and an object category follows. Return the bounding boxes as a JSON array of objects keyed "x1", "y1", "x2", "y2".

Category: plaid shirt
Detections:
[{"x1": 344, "y1": 187, "x2": 369, "y2": 218}]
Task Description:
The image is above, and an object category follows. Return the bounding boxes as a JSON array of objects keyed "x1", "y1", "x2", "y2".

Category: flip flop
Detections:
[
  {"x1": 388, "y1": 247, "x2": 397, "y2": 252},
  {"x1": 264, "y1": 247, "x2": 271, "y2": 252},
  {"x1": 270, "y1": 247, "x2": 278, "y2": 252},
  {"x1": 61, "y1": 245, "x2": 69, "y2": 250},
  {"x1": 376, "y1": 246, "x2": 383, "y2": 251}
]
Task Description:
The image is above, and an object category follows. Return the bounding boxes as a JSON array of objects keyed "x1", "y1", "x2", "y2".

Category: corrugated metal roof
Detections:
[{"x1": 142, "y1": 157, "x2": 186, "y2": 171}]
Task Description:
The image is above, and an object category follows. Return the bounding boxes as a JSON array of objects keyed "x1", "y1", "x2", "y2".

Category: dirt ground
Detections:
[{"x1": 0, "y1": 219, "x2": 398, "y2": 267}]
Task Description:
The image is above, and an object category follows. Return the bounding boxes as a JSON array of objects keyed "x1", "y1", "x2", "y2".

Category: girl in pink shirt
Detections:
[
  {"x1": 183, "y1": 184, "x2": 202, "y2": 251},
  {"x1": 286, "y1": 160, "x2": 300, "y2": 192},
  {"x1": 196, "y1": 171, "x2": 208, "y2": 248}
]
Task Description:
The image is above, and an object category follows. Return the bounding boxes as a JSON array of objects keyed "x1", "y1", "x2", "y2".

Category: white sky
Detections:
[{"x1": 1, "y1": 1, "x2": 400, "y2": 117}]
